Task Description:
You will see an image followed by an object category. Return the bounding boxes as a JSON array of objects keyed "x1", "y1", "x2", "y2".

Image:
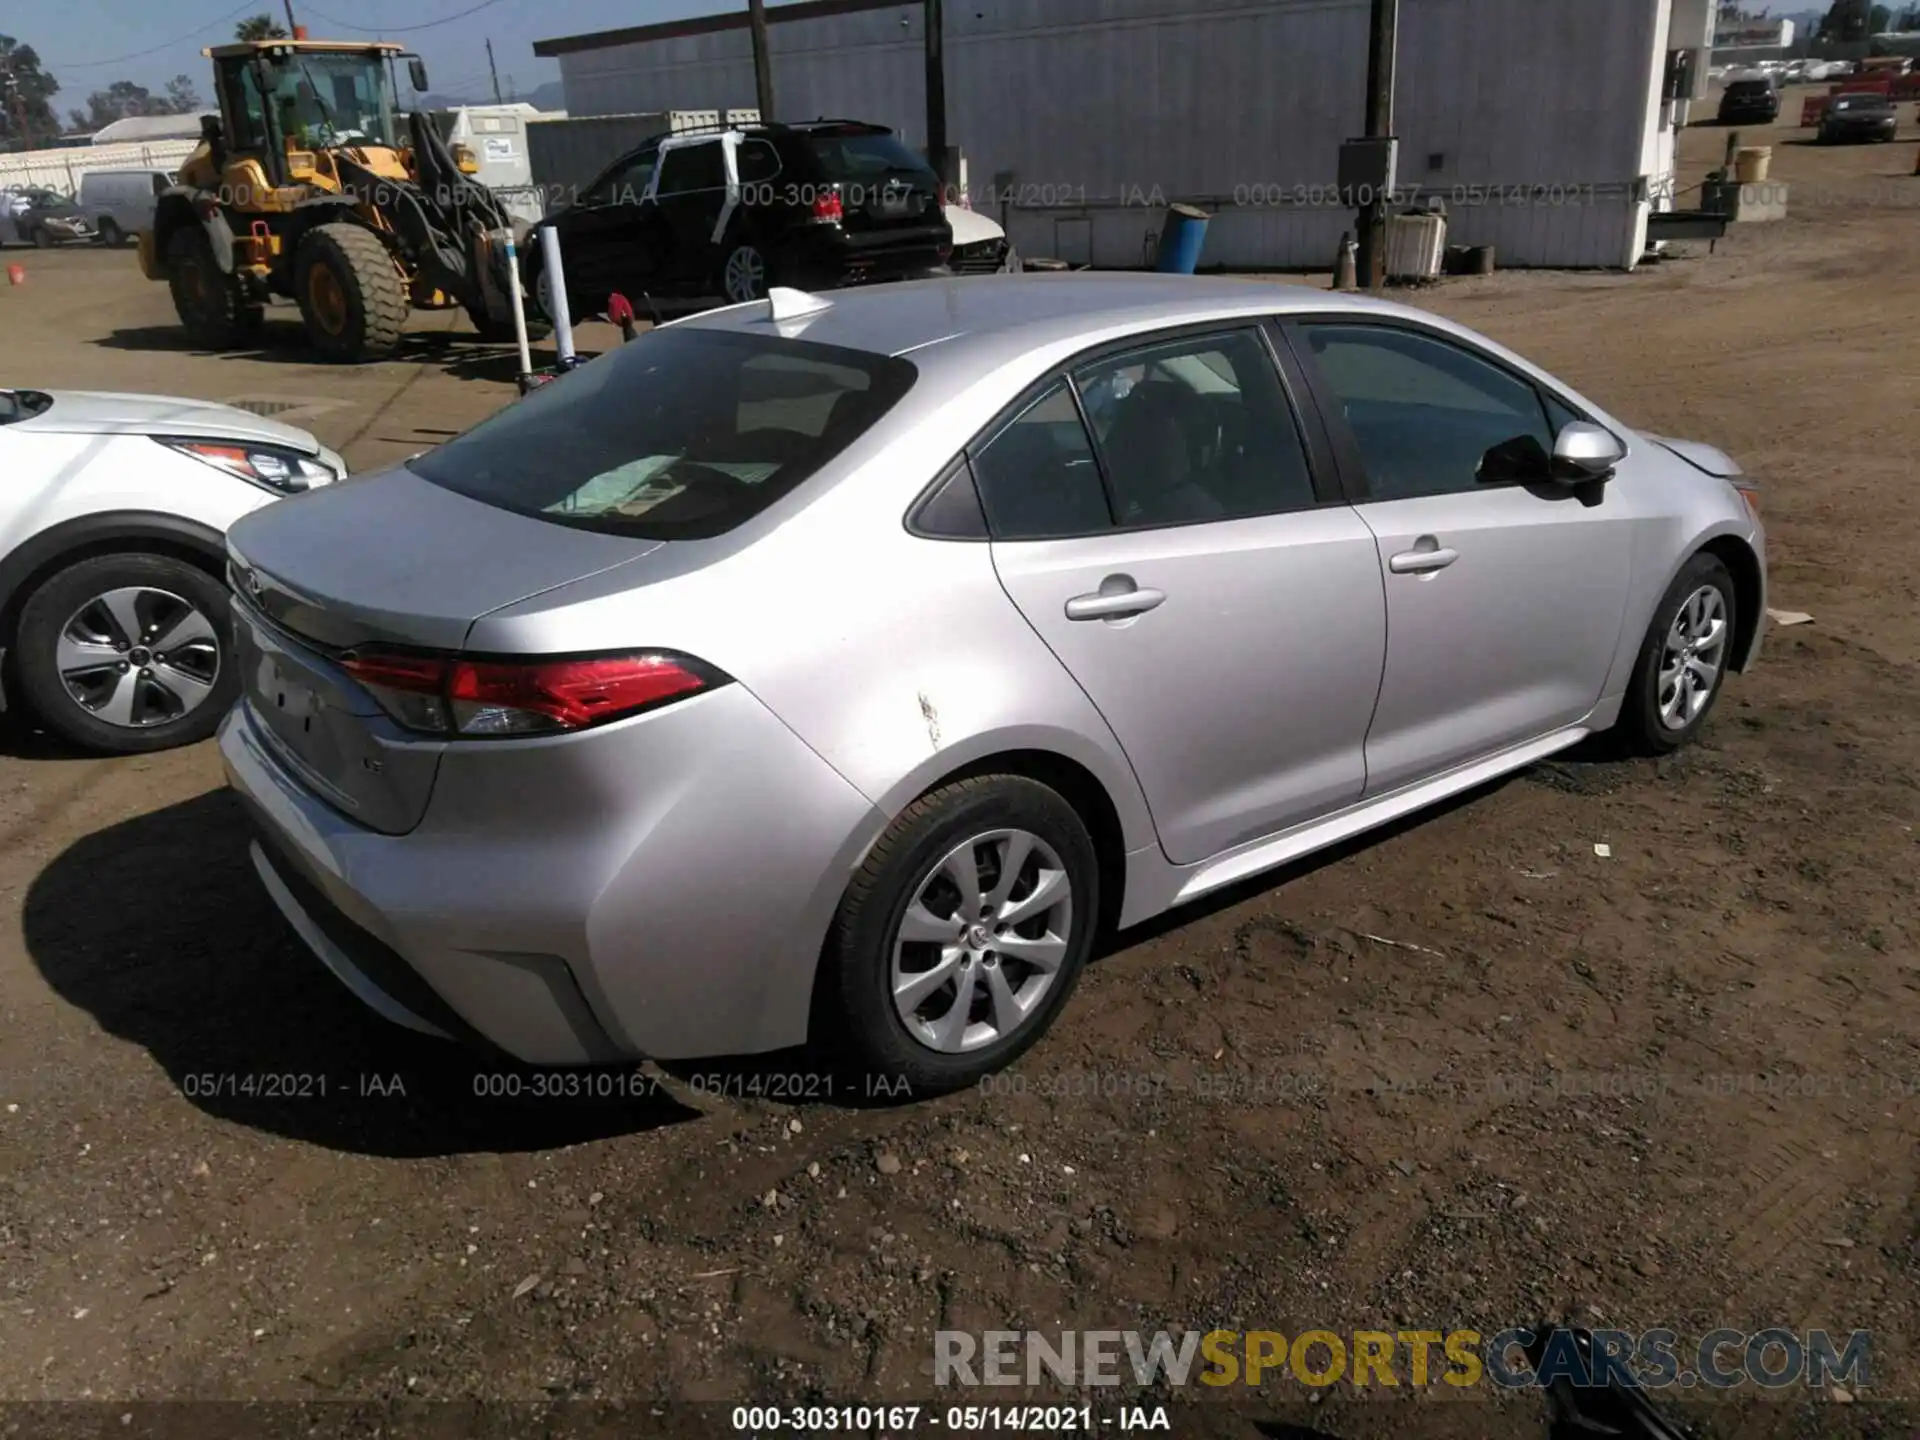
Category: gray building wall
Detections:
[{"x1": 544, "y1": 0, "x2": 1673, "y2": 270}]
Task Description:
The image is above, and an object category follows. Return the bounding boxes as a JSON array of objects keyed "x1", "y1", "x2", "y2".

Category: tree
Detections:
[
  {"x1": 74, "y1": 80, "x2": 164, "y2": 131},
  {"x1": 0, "y1": 34, "x2": 61, "y2": 146},
  {"x1": 1867, "y1": 1, "x2": 1892, "y2": 26},
  {"x1": 1817, "y1": 0, "x2": 1873, "y2": 37},
  {"x1": 235, "y1": 14, "x2": 290, "y2": 41},
  {"x1": 162, "y1": 74, "x2": 203, "y2": 114}
]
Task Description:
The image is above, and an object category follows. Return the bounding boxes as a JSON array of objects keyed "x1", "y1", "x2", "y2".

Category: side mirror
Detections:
[
  {"x1": 408, "y1": 57, "x2": 430, "y2": 93},
  {"x1": 1551, "y1": 422, "x2": 1625, "y2": 483}
]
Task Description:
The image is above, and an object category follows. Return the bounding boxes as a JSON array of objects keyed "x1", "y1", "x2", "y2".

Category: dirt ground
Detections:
[{"x1": 1, "y1": 106, "x2": 1917, "y2": 1440}]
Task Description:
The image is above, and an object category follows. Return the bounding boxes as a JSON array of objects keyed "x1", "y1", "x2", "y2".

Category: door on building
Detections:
[
  {"x1": 976, "y1": 325, "x2": 1388, "y2": 866},
  {"x1": 1280, "y1": 318, "x2": 1634, "y2": 797},
  {"x1": 650, "y1": 136, "x2": 733, "y2": 294}
]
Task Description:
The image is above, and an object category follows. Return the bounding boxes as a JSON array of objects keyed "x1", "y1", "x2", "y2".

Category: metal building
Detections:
[{"x1": 534, "y1": 0, "x2": 1716, "y2": 272}]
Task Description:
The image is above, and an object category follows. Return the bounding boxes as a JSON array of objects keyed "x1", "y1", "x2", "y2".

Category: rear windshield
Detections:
[
  {"x1": 1832, "y1": 95, "x2": 1889, "y2": 111},
  {"x1": 807, "y1": 131, "x2": 938, "y2": 184},
  {"x1": 407, "y1": 328, "x2": 916, "y2": 541},
  {"x1": 1727, "y1": 80, "x2": 1773, "y2": 95}
]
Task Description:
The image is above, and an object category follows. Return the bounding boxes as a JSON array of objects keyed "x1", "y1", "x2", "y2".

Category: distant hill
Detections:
[{"x1": 414, "y1": 80, "x2": 566, "y2": 113}]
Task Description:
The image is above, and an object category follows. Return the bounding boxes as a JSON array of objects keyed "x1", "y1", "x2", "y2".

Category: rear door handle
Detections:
[
  {"x1": 1388, "y1": 546, "x2": 1460, "y2": 575},
  {"x1": 1065, "y1": 585, "x2": 1167, "y2": 621}
]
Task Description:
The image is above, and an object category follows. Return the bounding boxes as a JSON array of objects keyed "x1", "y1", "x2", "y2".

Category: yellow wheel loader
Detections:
[{"x1": 139, "y1": 40, "x2": 539, "y2": 362}]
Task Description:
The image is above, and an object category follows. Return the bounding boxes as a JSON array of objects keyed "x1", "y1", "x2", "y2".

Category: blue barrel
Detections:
[{"x1": 1155, "y1": 203, "x2": 1212, "y2": 274}]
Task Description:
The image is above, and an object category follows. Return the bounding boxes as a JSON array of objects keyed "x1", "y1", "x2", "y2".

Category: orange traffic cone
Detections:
[{"x1": 5, "y1": 263, "x2": 23, "y2": 287}]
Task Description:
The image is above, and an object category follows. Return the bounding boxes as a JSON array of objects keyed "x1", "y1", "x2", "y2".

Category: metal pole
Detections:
[
  {"x1": 748, "y1": 0, "x2": 776, "y2": 119},
  {"x1": 539, "y1": 223, "x2": 577, "y2": 368},
  {"x1": 486, "y1": 39, "x2": 503, "y2": 104},
  {"x1": 282, "y1": 0, "x2": 300, "y2": 36},
  {"x1": 1356, "y1": 0, "x2": 1398, "y2": 293},
  {"x1": 504, "y1": 234, "x2": 533, "y2": 380},
  {"x1": 925, "y1": 0, "x2": 949, "y2": 192}
]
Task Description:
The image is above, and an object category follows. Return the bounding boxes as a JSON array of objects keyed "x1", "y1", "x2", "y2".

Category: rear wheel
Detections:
[
  {"x1": 294, "y1": 222, "x2": 407, "y2": 362},
  {"x1": 165, "y1": 226, "x2": 263, "y2": 349},
  {"x1": 719, "y1": 242, "x2": 771, "y2": 304},
  {"x1": 97, "y1": 219, "x2": 124, "y2": 248},
  {"x1": 14, "y1": 552, "x2": 237, "y2": 754},
  {"x1": 822, "y1": 775, "x2": 1099, "y2": 1094},
  {"x1": 30, "y1": 226, "x2": 53, "y2": 249}
]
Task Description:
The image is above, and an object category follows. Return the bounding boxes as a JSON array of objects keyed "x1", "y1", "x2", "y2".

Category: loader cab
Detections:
[{"x1": 207, "y1": 42, "x2": 406, "y2": 187}]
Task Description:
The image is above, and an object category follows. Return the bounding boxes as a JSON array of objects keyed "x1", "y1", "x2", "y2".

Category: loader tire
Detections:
[
  {"x1": 295, "y1": 222, "x2": 407, "y2": 362},
  {"x1": 167, "y1": 227, "x2": 262, "y2": 350}
]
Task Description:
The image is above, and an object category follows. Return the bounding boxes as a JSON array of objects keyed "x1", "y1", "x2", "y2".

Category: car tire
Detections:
[
  {"x1": 30, "y1": 226, "x2": 52, "y2": 249},
  {"x1": 1617, "y1": 552, "x2": 1738, "y2": 756},
  {"x1": 97, "y1": 220, "x2": 124, "y2": 248},
  {"x1": 719, "y1": 242, "x2": 772, "y2": 304},
  {"x1": 822, "y1": 774, "x2": 1100, "y2": 1095},
  {"x1": 14, "y1": 551, "x2": 239, "y2": 755}
]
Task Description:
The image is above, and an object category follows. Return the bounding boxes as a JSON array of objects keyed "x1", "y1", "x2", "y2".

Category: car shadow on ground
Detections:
[
  {"x1": 92, "y1": 321, "x2": 550, "y2": 384},
  {"x1": 21, "y1": 787, "x2": 704, "y2": 1157}
]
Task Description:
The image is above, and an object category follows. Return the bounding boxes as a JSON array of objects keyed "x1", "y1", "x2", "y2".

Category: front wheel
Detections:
[
  {"x1": 294, "y1": 222, "x2": 408, "y2": 362},
  {"x1": 1618, "y1": 553, "x2": 1737, "y2": 755},
  {"x1": 13, "y1": 552, "x2": 238, "y2": 754},
  {"x1": 31, "y1": 226, "x2": 53, "y2": 249},
  {"x1": 822, "y1": 775, "x2": 1099, "y2": 1094}
]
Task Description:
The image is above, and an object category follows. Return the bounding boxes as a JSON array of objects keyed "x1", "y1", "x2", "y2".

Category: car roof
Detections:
[{"x1": 673, "y1": 273, "x2": 1418, "y2": 364}]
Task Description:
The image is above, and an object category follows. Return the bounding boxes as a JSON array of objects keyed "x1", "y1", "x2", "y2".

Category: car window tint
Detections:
[
  {"x1": 1301, "y1": 323, "x2": 1554, "y2": 500},
  {"x1": 736, "y1": 138, "x2": 782, "y2": 184},
  {"x1": 586, "y1": 150, "x2": 656, "y2": 205},
  {"x1": 1543, "y1": 391, "x2": 1584, "y2": 437},
  {"x1": 407, "y1": 329, "x2": 915, "y2": 542},
  {"x1": 659, "y1": 141, "x2": 726, "y2": 195},
  {"x1": 1073, "y1": 330, "x2": 1316, "y2": 527},
  {"x1": 807, "y1": 131, "x2": 939, "y2": 185},
  {"x1": 971, "y1": 384, "x2": 1111, "y2": 541}
]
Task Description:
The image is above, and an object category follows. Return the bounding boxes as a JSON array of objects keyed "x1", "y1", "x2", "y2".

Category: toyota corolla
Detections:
[{"x1": 220, "y1": 275, "x2": 1765, "y2": 1092}]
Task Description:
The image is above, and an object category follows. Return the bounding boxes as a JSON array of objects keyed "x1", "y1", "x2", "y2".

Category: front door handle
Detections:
[
  {"x1": 1388, "y1": 543, "x2": 1460, "y2": 575},
  {"x1": 1065, "y1": 583, "x2": 1166, "y2": 622}
]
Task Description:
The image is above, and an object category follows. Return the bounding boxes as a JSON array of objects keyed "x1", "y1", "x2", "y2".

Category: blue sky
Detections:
[{"x1": 12, "y1": 0, "x2": 801, "y2": 109}]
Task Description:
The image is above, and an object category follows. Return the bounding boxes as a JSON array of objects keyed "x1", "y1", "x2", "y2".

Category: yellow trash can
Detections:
[{"x1": 1734, "y1": 147, "x2": 1772, "y2": 184}]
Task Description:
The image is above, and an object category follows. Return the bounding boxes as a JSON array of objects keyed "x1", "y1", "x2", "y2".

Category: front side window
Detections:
[
  {"x1": 1298, "y1": 323, "x2": 1556, "y2": 500},
  {"x1": 255, "y1": 52, "x2": 398, "y2": 150},
  {"x1": 1072, "y1": 329, "x2": 1317, "y2": 527},
  {"x1": 407, "y1": 329, "x2": 916, "y2": 541},
  {"x1": 970, "y1": 384, "x2": 1110, "y2": 541},
  {"x1": 583, "y1": 149, "x2": 657, "y2": 207},
  {"x1": 657, "y1": 141, "x2": 727, "y2": 196}
]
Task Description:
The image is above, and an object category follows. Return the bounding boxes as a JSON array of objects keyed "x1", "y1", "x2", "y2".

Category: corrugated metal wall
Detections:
[
  {"x1": 553, "y1": 0, "x2": 1667, "y2": 270},
  {"x1": 0, "y1": 140, "x2": 198, "y2": 197}
]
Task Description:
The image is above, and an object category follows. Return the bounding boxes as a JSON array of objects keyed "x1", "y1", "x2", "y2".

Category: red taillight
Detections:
[
  {"x1": 339, "y1": 649, "x2": 718, "y2": 738},
  {"x1": 810, "y1": 189, "x2": 844, "y2": 223}
]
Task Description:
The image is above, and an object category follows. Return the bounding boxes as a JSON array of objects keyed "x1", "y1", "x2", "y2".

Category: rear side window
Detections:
[
  {"x1": 807, "y1": 131, "x2": 938, "y2": 185},
  {"x1": 970, "y1": 384, "x2": 1110, "y2": 540},
  {"x1": 407, "y1": 329, "x2": 916, "y2": 541},
  {"x1": 736, "y1": 138, "x2": 782, "y2": 184}
]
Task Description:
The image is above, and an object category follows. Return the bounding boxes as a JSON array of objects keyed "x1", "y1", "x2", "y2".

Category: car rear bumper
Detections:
[
  {"x1": 220, "y1": 681, "x2": 882, "y2": 1065},
  {"x1": 785, "y1": 225, "x2": 951, "y2": 285}
]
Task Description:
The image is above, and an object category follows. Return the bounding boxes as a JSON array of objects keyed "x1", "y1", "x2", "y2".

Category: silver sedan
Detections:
[{"x1": 221, "y1": 274, "x2": 1765, "y2": 1091}]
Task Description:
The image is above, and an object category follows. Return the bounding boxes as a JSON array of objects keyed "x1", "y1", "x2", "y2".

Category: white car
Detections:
[
  {"x1": 0, "y1": 388, "x2": 345, "y2": 753},
  {"x1": 943, "y1": 204, "x2": 1021, "y2": 275}
]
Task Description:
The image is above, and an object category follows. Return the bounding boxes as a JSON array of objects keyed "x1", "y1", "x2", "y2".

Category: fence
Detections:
[{"x1": 0, "y1": 141, "x2": 199, "y2": 199}]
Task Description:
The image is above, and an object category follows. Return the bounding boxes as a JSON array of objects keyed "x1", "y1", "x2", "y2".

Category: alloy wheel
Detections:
[
  {"x1": 890, "y1": 828, "x2": 1074, "y2": 1054},
  {"x1": 1657, "y1": 584, "x2": 1728, "y2": 731},
  {"x1": 724, "y1": 246, "x2": 768, "y2": 304},
  {"x1": 56, "y1": 586, "x2": 221, "y2": 729}
]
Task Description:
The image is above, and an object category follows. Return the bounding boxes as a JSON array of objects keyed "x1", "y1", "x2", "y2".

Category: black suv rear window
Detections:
[
  {"x1": 1727, "y1": 80, "x2": 1773, "y2": 95},
  {"x1": 407, "y1": 328, "x2": 916, "y2": 541},
  {"x1": 807, "y1": 131, "x2": 938, "y2": 184}
]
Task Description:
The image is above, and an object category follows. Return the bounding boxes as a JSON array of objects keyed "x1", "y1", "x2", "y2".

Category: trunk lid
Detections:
[
  {"x1": 227, "y1": 465, "x2": 663, "y2": 833},
  {"x1": 805, "y1": 131, "x2": 948, "y2": 239}
]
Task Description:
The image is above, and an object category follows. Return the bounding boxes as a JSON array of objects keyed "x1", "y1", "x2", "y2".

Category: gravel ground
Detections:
[{"x1": 1, "y1": 108, "x2": 1916, "y2": 1439}]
